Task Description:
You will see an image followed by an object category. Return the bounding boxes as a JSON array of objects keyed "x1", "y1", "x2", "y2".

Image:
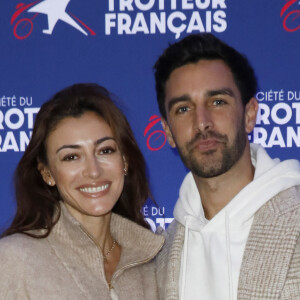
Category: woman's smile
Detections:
[{"x1": 40, "y1": 111, "x2": 126, "y2": 224}]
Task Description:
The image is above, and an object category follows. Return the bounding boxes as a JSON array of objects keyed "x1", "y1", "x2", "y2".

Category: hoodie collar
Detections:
[{"x1": 174, "y1": 143, "x2": 300, "y2": 228}]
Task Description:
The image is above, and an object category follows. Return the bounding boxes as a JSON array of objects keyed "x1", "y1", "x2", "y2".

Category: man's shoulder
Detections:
[
  {"x1": 239, "y1": 186, "x2": 300, "y2": 298},
  {"x1": 256, "y1": 185, "x2": 300, "y2": 222},
  {"x1": 156, "y1": 219, "x2": 184, "y2": 262},
  {"x1": 161, "y1": 219, "x2": 184, "y2": 243},
  {"x1": 165, "y1": 218, "x2": 179, "y2": 234},
  {"x1": 156, "y1": 219, "x2": 183, "y2": 299}
]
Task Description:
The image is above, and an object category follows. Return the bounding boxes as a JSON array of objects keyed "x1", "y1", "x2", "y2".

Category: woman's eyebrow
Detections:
[
  {"x1": 56, "y1": 144, "x2": 80, "y2": 154},
  {"x1": 95, "y1": 136, "x2": 116, "y2": 145},
  {"x1": 56, "y1": 137, "x2": 116, "y2": 153}
]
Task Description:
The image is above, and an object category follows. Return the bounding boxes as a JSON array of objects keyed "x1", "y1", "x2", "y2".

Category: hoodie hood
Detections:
[
  {"x1": 174, "y1": 143, "x2": 300, "y2": 227},
  {"x1": 174, "y1": 144, "x2": 300, "y2": 300}
]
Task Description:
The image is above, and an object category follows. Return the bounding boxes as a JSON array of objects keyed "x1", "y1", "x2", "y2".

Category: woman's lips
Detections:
[{"x1": 78, "y1": 183, "x2": 110, "y2": 197}]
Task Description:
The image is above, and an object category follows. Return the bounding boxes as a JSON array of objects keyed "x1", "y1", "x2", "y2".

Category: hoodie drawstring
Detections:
[{"x1": 225, "y1": 211, "x2": 234, "y2": 300}]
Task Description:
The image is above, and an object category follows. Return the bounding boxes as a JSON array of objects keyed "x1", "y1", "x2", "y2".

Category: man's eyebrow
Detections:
[
  {"x1": 206, "y1": 88, "x2": 235, "y2": 98},
  {"x1": 56, "y1": 137, "x2": 116, "y2": 153},
  {"x1": 167, "y1": 95, "x2": 191, "y2": 112}
]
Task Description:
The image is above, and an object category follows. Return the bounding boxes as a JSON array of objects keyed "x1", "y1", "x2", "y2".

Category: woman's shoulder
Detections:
[
  {"x1": 0, "y1": 233, "x2": 47, "y2": 260},
  {"x1": 0, "y1": 233, "x2": 51, "y2": 294}
]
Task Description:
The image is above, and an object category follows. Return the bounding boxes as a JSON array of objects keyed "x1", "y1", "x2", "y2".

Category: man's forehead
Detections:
[{"x1": 165, "y1": 60, "x2": 236, "y2": 94}]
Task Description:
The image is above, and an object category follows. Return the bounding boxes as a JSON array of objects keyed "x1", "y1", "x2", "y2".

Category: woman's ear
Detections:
[
  {"x1": 123, "y1": 156, "x2": 128, "y2": 176},
  {"x1": 37, "y1": 163, "x2": 55, "y2": 186},
  {"x1": 245, "y1": 97, "x2": 259, "y2": 133}
]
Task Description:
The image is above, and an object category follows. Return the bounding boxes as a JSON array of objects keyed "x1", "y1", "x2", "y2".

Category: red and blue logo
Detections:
[
  {"x1": 11, "y1": 0, "x2": 96, "y2": 39},
  {"x1": 281, "y1": 0, "x2": 300, "y2": 32},
  {"x1": 144, "y1": 115, "x2": 166, "y2": 151}
]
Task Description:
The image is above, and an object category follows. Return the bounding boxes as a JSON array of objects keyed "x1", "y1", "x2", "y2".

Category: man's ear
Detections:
[
  {"x1": 37, "y1": 163, "x2": 55, "y2": 186},
  {"x1": 161, "y1": 118, "x2": 176, "y2": 148},
  {"x1": 244, "y1": 97, "x2": 258, "y2": 133}
]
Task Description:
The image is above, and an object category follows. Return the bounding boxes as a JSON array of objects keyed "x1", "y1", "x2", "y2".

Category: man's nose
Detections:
[{"x1": 194, "y1": 106, "x2": 214, "y2": 132}]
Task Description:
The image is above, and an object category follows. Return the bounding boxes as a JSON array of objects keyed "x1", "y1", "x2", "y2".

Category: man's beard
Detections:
[{"x1": 176, "y1": 120, "x2": 247, "y2": 178}]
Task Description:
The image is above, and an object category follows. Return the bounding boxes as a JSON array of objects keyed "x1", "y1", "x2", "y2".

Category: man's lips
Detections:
[
  {"x1": 187, "y1": 131, "x2": 227, "y2": 152},
  {"x1": 192, "y1": 138, "x2": 220, "y2": 152}
]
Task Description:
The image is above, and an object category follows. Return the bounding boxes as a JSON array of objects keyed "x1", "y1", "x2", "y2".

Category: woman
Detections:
[{"x1": 0, "y1": 83, "x2": 164, "y2": 299}]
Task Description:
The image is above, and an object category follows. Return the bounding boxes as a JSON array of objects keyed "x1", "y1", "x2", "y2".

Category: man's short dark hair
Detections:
[{"x1": 154, "y1": 33, "x2": 258, "y2": 119}]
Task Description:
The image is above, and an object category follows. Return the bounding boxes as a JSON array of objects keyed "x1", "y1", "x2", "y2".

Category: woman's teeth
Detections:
[{"x1": 80, "y1": 184, "x2": 109, "y2": 193}]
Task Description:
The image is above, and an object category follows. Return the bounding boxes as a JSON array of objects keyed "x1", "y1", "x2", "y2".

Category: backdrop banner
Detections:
[{"x1": 0, "y1": 0, "x2": 299, "y2": 232}]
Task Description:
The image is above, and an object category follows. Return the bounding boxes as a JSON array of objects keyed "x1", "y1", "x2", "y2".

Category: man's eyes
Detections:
[
  {"x1": 175, "y1": 106, "x2": 190, "y2": 114},
  {"x1": 212, "y1": 99, "x2": 227, "y2": 106},
  {"x1": 171, "y1": 98, "x2": 227, "y2": 115}
]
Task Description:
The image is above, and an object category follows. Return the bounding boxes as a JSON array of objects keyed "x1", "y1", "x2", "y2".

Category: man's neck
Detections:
[{"x1": 193, "y1": 146, "x2": 255, "y2": 220}]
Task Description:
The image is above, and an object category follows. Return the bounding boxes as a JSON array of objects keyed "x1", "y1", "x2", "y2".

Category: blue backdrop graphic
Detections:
[{"x1": 0, "y1": 0, "x2": 299, "y2": 232}]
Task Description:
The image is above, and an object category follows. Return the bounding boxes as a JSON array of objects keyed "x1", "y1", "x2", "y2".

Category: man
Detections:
[{"x1": 154, "y1": 33, "x2": 300, "y2": 300}]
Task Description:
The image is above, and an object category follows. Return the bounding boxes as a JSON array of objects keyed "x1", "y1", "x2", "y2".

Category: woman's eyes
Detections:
[
  {"x1": 99, "y1": 147, "x2": 116, "y2": 155},
  {"x1": 61, "y1": 146, "x2": 117, "y2": 161},
  {"x1": 62, "y1": 154, "x2": 78, "y2": 161}
]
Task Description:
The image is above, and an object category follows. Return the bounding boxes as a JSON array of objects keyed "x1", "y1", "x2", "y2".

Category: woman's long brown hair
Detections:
[{"x1": 1, "y1": 83, "x2": 151, "y2": 238}]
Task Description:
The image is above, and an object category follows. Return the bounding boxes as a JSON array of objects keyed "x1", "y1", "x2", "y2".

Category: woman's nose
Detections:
[{"x1": 83, "y1": 156, "x2": 102, "y2": 179}]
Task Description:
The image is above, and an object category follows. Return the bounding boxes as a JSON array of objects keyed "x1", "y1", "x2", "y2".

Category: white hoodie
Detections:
[{"x1": 174, "y1": 143, "x2": 300, "y2": 300}]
